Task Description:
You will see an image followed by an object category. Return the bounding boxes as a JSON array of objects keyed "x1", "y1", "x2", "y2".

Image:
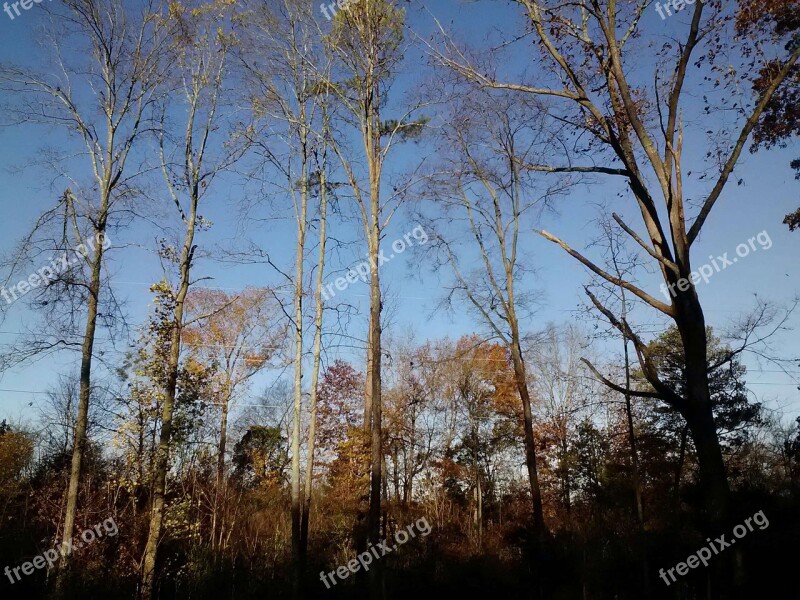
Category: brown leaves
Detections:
[{"x1": 735, "y1": 0, "x2": 800, "y2": 38}]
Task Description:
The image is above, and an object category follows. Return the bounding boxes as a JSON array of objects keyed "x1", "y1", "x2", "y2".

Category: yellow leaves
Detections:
[
  {"x1": 182, "y1": 288, "x2": 283, "y2": 392},
  {"x1": 168, "y1": 2, "x2": 186, "y2": 20},
  {"x1": 164, "y1": 496, "x2": 202, "y2": 542},
  {"x1": 0, "y1": 429, "x2": 33, "y2": 484},
  {"x1": 327, "y1": 425, "x2": 371, "y2": 496},
  {"x1": 149, "y1": 280, "x2": 173, "y2": 297}
]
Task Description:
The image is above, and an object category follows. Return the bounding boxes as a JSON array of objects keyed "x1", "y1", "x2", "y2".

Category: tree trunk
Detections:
[
  {"x1": 291, "y1": 131, "x2": 309, "y2": 598},
  {"x1": 141, "y1": 205, "x2": 197, "y2": 600},
  {"x1": 57, "y1": 219, "x2": 107, "y2": 587},
  {"x1": 392, "y1": 448, "x2": 400, "y2": 504},
  {"x1": 405, "y1": 409, "x2": 416, "y2": 508},
  {"x1": 674, "y1": 424, "x2": 689, "y2": 505},
  {"x1": 508, "y1": 338, "x2": 545, "y2": 541},
  {"x1": 367, "y1": 211, "x2": 383, "y2": 598},
  {"x1": 300, "y1": 148, "x2": 328, "y2": 573},
  {"x1": 217, "y1": 390, "x2": 230, "y2": 491},
  {"x1": 675, "y1": 300, "x2": 729, "y2": 528},
  {"x1": 683, "y1": 400, "x2": 729, "y2": 526},
  {"x1": 212, "y1": 387, "x2": 230, "y2": 551}
]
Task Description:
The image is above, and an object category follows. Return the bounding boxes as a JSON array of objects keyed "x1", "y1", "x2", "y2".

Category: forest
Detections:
[{"x1": 0, "y1": 0, "x2": 798, "y2": 598}]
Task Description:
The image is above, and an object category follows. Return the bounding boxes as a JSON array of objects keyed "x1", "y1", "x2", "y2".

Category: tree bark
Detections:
[
  {"x1": 508, "y1": 339, "x2": 545, "y2": 541},
  {"x1": 141, "y1": 219, "x2": 195, "y2": 599},
  {"x1": 366, "y1": 205, "x2": 383, "y2": 599},
  {"x1": 367, "y1": 230, "x2": 383, "y2": 545},
  {"x1": 674, "y1": 298, "x2": 730, "y2": 528},
  {"x1": 300, "y1": 147, "x2": 328, "y2": 573},
  {"x1": 57, "y1": 216, "x2": 107, "y2": 584},
  {"x1": 212, "y1": 385, "x2": 231, "y2": 551},
  {"x1": 290, "y1": 123, "x2": 309, "y2": 598}
]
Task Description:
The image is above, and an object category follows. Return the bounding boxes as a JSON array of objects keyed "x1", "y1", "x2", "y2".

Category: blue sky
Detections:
[{"x1": 0, "y1": 0, "x2": 798, "y2": 426}]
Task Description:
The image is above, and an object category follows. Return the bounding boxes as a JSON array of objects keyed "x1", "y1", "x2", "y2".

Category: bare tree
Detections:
[
  {"x1": 235, "y1": 0, "x2": 335, "y2": 589},
  {"x1": 428, "y1": 0, "x2": 800, "y2": 534},
  {"x1": 140, "y1": 3, "x2": 249, "y2": 596},
  {"x1": 0, "y1": 0, "x2": 167, "y2": 584},
  {"x1": 323, "y1": 0, "x2": 426, "y2": 577},
  {"x1": 420, "y1": 86, "x2": 570, "y2": 542},
  {"x1": 529, "y1": 324, "x2": 594, "y2": 517},
  {"x1": 301, "y1": 135, "x2": 331, "y2": 570}
]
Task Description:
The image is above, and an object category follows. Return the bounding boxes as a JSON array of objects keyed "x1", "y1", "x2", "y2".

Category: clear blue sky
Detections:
[{"x1": 0, "y1": 0, "x2": 798, "y2": 426}]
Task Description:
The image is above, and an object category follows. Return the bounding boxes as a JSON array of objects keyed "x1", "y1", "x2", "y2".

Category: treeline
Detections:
[{"x1": 2, "y1": 327, "x2": 799, "y2": 597}]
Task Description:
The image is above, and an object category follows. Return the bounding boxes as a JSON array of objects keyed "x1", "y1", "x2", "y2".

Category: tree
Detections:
[
  {"x1": 233, "y1": 426, "x2": 291, "y2": 488},
  {"x1": 300, "y1": 149, "x2": 331, "y2": 575},
  {"x1": 421, "y1": 86, "x2": 555, "y2": 541},
  {"x1": 0, "y1": 0, "x2": 166, "y2": 583},
  {"x1": 323, "y1": 0, "x2": 424, "y2": 575},
  {"x1": 529, "y1": 325, "x2": 593, "y2": 517},
  {"x1": 0, "y1": 422, "x2": 34, "y2": 519},
  {"x1": 141, "y1": 2, "x2": 248, "y2": 596},
  {"x1": 236, "y1": 2, "x2": 335, "y2": 586},
  {"x1": 445, "y1": 338, "x2": 519, "y2": 548},
  {"x1": 635, "y1": 326, "x2": 763, "y2": 490},
  {"x1": 383, "y1": 342, "x2": 438, "y2": 509},
  {"x1": 430, "y1": 0, "x2": 799, "y2": 533},
  {"x1": 114, "y1": 285, "x2": 215, "y2": 509},
  {"x1": 183, "y1": 288, "x2": 283, "y2": 550},
  {"x1": 315, "y1": 361, "x2": 367, "y2": 473}
]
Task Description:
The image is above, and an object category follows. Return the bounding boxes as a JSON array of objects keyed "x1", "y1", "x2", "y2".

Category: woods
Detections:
[{"x1": 0, "y1": 0, "x2": 798, "y2": 598}]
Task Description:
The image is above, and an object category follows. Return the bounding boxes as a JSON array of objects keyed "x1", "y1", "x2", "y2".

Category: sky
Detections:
[{"x1": 0, "y1": 0, "x2": 798, "y2": 428}]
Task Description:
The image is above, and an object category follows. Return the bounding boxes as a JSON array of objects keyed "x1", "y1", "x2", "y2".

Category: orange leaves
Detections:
[
  {"x1": 450, "y1": 335, "x2": 519, "y2": 418},
  {"x1": 0, "y1": 426, "x2": 33, "y2": 486},
  {"x1": 182, "y1": 287, "x2": 285, "y2": 394}
]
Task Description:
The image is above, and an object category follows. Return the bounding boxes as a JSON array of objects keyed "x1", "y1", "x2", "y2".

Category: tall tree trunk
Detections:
[
  {"x1": 291, "y1": 131, "x2": 309, "y2": 597},
  {"x1": 141, "y1": 202, "x2": 197, "y2": 600},
  {"x1": 217, "y1": 389, "x2": 230, "y2": 490},
  {"x1": 508, "y1": 336, "x2": 545, "y2": 541},
  {"x1": 502, "y1": 210, "x2": 545, "y2": 540},
  {"x1": 560, "y1": 435, "x2": 571, "y2": 514},
  {"x1": 367, "y1": 247, "x2": 383, "y2": 539},
  {"x1": 300, "y1": 149, "x2": 328, "y2": 572},
  {"x1": 476, "y1": 475, "x2": 483, "y2": 549},
  {"x1": 212, "y1": 385, "x2": 231, "y2": 552},
  {"x1": 367, "y1": 208, "x2": 383, "y2": 597},
  {"x1": 141, "y1": 243, "x2": 195, "y2": 600},
  {"x1": 364, "y1": 56, "x2": 385, "y2": 591},
  {"x1": 57, "y1": 212, "x2": 108, "y2": 587},
  {"x1": 674, "y1": 300, "x2": 729, "y2": 528},
  {"x1": 392, "y1": 447, "x2": 400, "y2": 505},
  {"x1": 404, "y1": 409, "x2": 416, "y2": 508}
]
